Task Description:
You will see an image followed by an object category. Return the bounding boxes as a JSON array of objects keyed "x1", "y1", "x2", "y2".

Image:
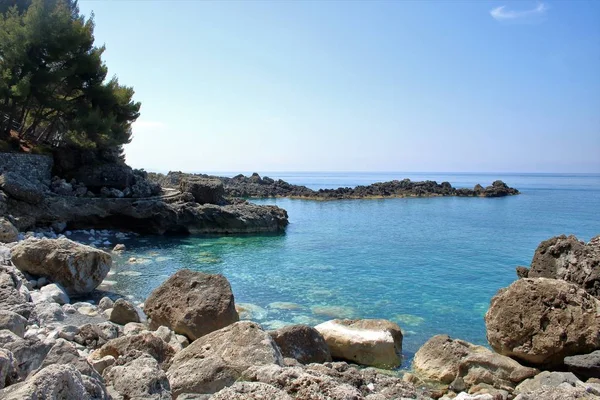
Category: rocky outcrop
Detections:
[
  {"x1": 485, "y1": 278, "x2": 600, "y2": 368},
  {"x1": 179, "y1": 177, "x2": 225, "y2": 205},
  {"x1": 151, "y1": 171, "x2": 520, "y2": 199},
  {"x1": 564, "y1": 351, "x2": 600, "y2": 380},
  {"x1": 167, "y1": 321, "x2": 283, "y2": 397},
  {"x1": 269, "y1": 324, "x2": 332, "y2": 364},
  {"x1": 315, "y1": 319, "x2": 403, "y2": 368},
  {"x1": 519, "y1": 234, "x2": 600, "y2": 298},
  {"x1": 144, "y1": 269, "x2": 239, "y2": 341},
  {"x1": 11, "y1": 238, "x2": 111, "y2": 295},
  {"x1": 413, "y1": 335, "x2": 538, "y2": 392}
]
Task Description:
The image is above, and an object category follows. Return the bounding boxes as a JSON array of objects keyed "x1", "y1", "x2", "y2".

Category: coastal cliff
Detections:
[{"x1": 150, "y1": 171, "x2": 520, "y2": 199}]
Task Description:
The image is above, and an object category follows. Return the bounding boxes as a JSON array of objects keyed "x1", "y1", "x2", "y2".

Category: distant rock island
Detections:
[{"x1": 150, "y1": 171, "x2": 520, "y2": 200}]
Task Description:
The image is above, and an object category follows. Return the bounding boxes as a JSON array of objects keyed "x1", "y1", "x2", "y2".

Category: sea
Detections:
[{"x1": 102, "y1": 172, "x2": 600, "y2": 368}]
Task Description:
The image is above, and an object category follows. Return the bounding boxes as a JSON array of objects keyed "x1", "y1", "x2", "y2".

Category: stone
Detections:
[
  {"x1": 0, "y1": 349, "x2": 18, "y2": 389},
  {"x1": 0, "y1": 270, "x2": 33, "y2": 318},
  {"x1": 89, "y1": 355, "x2": 115, "y2": 375},
  {"x1": 0, "y1": 329, "x2": 53, "y2": 378},
  {"x1": 515, "y1": 371, "x2": 582, "y2": 393},
  {"x1": 179, "y1": 177, "x2": 225, "y2": 205},
  {"x1": 0, "y1": 171, "x2": 45, "y2": 204},
  {"x1": 112, "y1": 243, "x2": 126, "y2": 252},
  {"x1": 564, "y1": 350, "x2": 600, "y2": 380},
  {"x1": 11, "y1": 237, "x2": 112, "y2": 295},
  {"x1": 97, "y1": 296, "x2": 114, "y2": 312},
  {"x1": 0, "y1": 363, "x2": 108, "y2": 399},
  {"x1": 0, "y1": 217, "x2": 18, "y2": 243},
  {"x1": 109, "y1": 298, "x2": 140, "y2": 325},
  {"x1": 211, "y1": 382, "x2": 292, "y2": 400},
  {"x1": 167, "y1": 321, "x2": 283, "y2": 396},
  {"x1": 315, "y1": 319, "x2": 402, "y2": 368},
  {"x1": 269, "y1": 324, "x2": 332, "y2": 364},
  {"x1": 485, "y1": 278, "x2": 600, "y2": 368},
  {"x1": 33, "y1": 301, "x2": 65, "y2": 325},
  {"x1": 73, "y1": 163, "x2": 135, "y2": 191},
  {"x1": 413, "y1": 334, "x2": 538, "y2": 391},
  {"x1": 103, "y1": 354, "x2": 171, "y2": 399},
  {"x1": 144, "y1": 269, "x2": 239, "y2": 341},
  {"x1": 37, "y1": 339, "x2": 100, "y2": 380},
  {"x1": 0, "y1": 310, "x2": 27, "y2": 337},
  {"x1": 526, "y1": 234, "x2": 600, "y2": 298},
  {"x1": 39, "y1": 282, "x2": 70, "y2": 305},
  {"x1": 90, "y1": 332, "x2": 175, "y2": 368}
]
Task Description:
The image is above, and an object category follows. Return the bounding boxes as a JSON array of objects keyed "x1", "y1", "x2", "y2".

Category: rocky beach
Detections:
[{"x1": 0, "y1": 152, "x2": 598, "y2": 399}]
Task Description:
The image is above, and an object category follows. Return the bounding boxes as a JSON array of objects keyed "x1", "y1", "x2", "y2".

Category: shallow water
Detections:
[{"x1": 105, "y1": 172, "x2": 600, "y2": 367}]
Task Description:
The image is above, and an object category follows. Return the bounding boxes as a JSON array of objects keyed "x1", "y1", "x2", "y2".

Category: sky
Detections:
[{"x1": 78, "y1": 0, "x2": 600, "y2": 173}]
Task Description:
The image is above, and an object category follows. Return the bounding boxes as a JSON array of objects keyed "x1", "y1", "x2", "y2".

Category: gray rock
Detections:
[
  {"x1": 0, "y1": 171, "x2": 45, "y2": 204},
  {"x1": 109, "y1": 298, "x2": 140, "y2": 325},
  {"x1": 90, "y1": 332, "x2": 174, "y2": 368},
  {"x1": 37, "y1": 338, "x2": 101, "y2": 380},
  {"x1": 564, "y1": 350, "x2": 600, "y2": 380},
  {"x1": 167, "y1": 321, "x2": 283, "y2": 396},
  {"x1": 0, "y1": 270, "x2": 33, "y2": 318},
  {"x1": 0, "y1": 363, "x2": 108, "y2": 399},
  {"x1": 39, "y1": 283, "x2": 70, "y2": 305},
  {"x1": 98, "y1": 296, "x2": 114, "y2": 312},
  {"x1": 103, "y1": 354, "x2": 171, "y2": 399},
  {"x1": 11, "y1": 238, "x2": 111, "y2": 295},
  {"x1": 0, "y1": 349, "x2": 18, "y2": 389},
  {"x1": 0, "y1": 329, "x2": 53, "y2": 378},
  {"x1": 514, "y1": 383, "x2": 598, "y2": 400},
  {"x1": 515, "y1": 371, "x2": 582, "y2": 393},
  {"x1": 0, "y1": 217, "x2": 18, "y2": 243},
  {"x1": 0, "y1": 310, "x2": 27, "y2": 337},
  {"x1": 145, "y1": 269, "x2": 239, "y2": 341},
  {"x1": 269, "y1": 324, "x2": 332, "y2": 364},
  {"x1": 33, "y1": 301, "x2": 65, "y2": 325}
]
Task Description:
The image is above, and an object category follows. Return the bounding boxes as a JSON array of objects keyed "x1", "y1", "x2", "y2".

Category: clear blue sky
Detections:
[{"x1": 78, "y1": 0, "x2": 600, "y2": 173}]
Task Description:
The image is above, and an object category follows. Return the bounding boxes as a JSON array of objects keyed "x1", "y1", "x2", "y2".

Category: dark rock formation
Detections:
[
  {"x1": 144, "y1": 269, "x2": 239, "y2": 341},
  {"x1": 150, "y1": 171, "x2": 520, "y2": 200},
  {"x1": 485, "y1": 278, "x2": 600, "y2": 368},
  {"x1": 564, "y1": 351, "x2": 600, "y2": 380},
  {"x1": 179, "y1": 177, "x2": 225, "y2": 205}
]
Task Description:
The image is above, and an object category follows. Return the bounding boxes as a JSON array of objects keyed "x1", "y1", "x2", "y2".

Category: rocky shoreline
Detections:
[
  {"x1": 0, "y1": 229, "x2": 598, "y2": 399},
  {"x1": 150, "y1": 171, "x2": 520, "y2": 200}
]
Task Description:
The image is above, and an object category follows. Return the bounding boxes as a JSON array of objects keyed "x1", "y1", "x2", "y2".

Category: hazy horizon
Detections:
[{"x1": 79, "y1": 1, "x2": 600, "y2": 173}]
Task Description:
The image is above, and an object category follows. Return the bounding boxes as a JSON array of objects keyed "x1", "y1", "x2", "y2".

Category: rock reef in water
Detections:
[{"x1": 150, "y1": 171, "x2": 520, "y2": 199}]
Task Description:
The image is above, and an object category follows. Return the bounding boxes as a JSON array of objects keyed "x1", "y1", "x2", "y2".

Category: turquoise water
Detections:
[{"x1": 106, "y1": 172, "x2": 600, "y2": 367}]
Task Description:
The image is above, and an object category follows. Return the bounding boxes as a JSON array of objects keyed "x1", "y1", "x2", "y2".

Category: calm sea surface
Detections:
[{"x1": 105, "y1": 172, "x2": 600, "y2": 367}]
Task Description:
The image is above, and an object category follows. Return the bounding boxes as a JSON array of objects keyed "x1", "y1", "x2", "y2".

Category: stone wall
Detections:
[{"x1": 0, "y1": 153, "x2": 53, "y2": 184}]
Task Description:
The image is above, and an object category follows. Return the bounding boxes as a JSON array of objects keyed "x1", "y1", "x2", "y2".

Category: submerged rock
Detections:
[
  {"x1": 167, "y1": 321, "x2": 283, "y2": 397},
  {"x1": 269, "y1": 324, "x2": 332, "y2": 364},
  {"x1": 485, "y1": 278, "x2": 600, "y2": 368},
  {"x1": 11, "y1": 238, "x2": 111, "y2": 295},
  {"x1": 144, "y1": 269, "x2": 239, "y2": 341},
  {"x1": 315, "y1": 319, "x2": 403, "y2": 369}
]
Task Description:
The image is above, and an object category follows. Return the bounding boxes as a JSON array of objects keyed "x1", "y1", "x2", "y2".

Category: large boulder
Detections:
[
  {"x1": 144, "y1": 269, "x2": 239, "y2": 341},
  {"x1": 0, "y1": 217, "x2": 18, "y2": 243},
  {"x1": 315, "y1": 319, "x2": 402, "y2": 368},
  {"x1": 103, "y1": 354, "x2": 171, "y2": 400},
  {"x1": 485, "y1": 278, "x2": 600, "y2": 368},
  {"x1": 0, "y1": 172, "x2": 45, "y2": 204},
  {"x1": 0, "y1": 364, "x2": 108, "y2": 400},
  {"x1": 167, "y1": 321, "x2": 284, "y2": 397},
  {"x1": 11, "y1": 238, "x2": 111, "y2": 295},
  {"x1": 0, "y1": 329, "x2": 53, "y2": 379},
  {"x1": 524, "y1": 235, "x2": 600, "y2": 298},
  {"x1": 109, "y1": 298, "x2": 140, "y2": 325},
  {"x1": 269, "y1": 324, "x2": 332, "y2": 364},
  {"x1": 0, "y1": 310, "x2": 27, "y2": 337},
  {"x1": 180, "y1": 178, "x2": 225, "y2": 205},
  {"x1": 413, "y1": 335, "x2": 538, "y2": 391}
]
